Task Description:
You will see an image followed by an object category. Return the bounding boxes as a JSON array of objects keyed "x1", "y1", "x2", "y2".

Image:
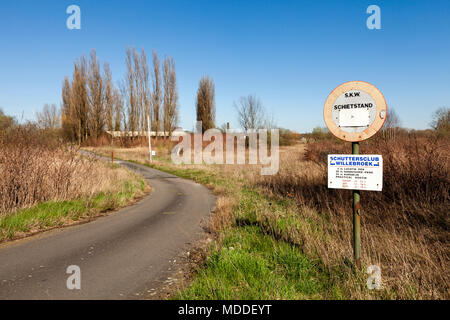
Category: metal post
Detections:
[
  {"x1": 352, "y1": 142, "x2": 361, "y2": 269},
  {"x1": 147, "y1": 115, "x2": 153, "y2": 163}
]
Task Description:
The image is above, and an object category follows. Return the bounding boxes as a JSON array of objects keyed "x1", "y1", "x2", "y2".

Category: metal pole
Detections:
[
  {"x1": 352, "y1": 142, "x2": 361, "y2": 269},
  {"x1": 147, "y1": 115, "x2": 153, "y2": 163}
]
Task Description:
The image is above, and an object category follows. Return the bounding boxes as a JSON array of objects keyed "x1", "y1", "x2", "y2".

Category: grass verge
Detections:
[
  {"x1": 0, "y1": 166, "x2": 148, "y2": 243},
  {"x1": 176, "y1": 225, "x2": 336, "y2": 299},
  {"x1": 126, "y1": 160, "x2": 353, "y2": 300},
  {"x1": 88, "y1": 147, "x2": 443, "y2": 299}
]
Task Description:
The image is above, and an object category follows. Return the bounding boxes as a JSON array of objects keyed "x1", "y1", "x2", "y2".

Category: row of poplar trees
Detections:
[{"x1": 61, "y1": 48, "x2": 178, "y2": 144}]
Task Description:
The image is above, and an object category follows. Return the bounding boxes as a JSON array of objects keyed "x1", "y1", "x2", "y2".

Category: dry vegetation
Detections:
[
  {"x1": 256, "y1": 135, "x2": 449, "y2": 299},
  {"x1": 0, "y1": 125, "x2": 147, "y2": 241},
  {"x1": 84, "y1": 137, "x2": 178, "y2": 161}
]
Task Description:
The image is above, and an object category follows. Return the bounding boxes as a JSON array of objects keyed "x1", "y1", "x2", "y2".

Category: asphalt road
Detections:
[{"x1": 0, "y1": 158, "x2": 216, "y2": 299}]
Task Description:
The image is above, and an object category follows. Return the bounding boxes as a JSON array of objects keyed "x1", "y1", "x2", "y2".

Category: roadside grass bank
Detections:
[
  {"x1": 0, "y1": 127, "x2": 150, "y2": 243},
  {"x1": 0, "y1": 162, "x2": 148, "y2": 243},
  {"x1": 135, "y1": 160, "x2": 362, "y2": 299},
  {"x1": 85, "y1": 144, "x2": 448, "y2": 299},
  {"x1": 84, "y1": 147, "x2": 361, "y2": 299},
  {"x1": 175, "y1": 226, "x2": 337, "y2": 299}
]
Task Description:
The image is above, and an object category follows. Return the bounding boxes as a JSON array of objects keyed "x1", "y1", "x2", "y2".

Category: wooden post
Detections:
[{"x1": 112, "y1": 151, "x2": 114, "y2": 164}]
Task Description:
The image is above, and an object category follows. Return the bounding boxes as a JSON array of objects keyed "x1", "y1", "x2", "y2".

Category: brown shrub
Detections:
[
  {"x1": 302, "y1": 135, "x2": 449, "y2": 230},
  {"x1": 279, "y1": 129, "x2": 301, "y2": 146},
  {"x1": 0, "y1": 125, "x2": 135, "y2": 215},
  {"x1": 256, "y1": 134, "x2": 449, "y2": 299}
]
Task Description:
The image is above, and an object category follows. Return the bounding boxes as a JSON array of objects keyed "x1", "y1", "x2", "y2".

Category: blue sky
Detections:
[{"x1": 0, "y1": 0, "x2": 449, "y2": 132}]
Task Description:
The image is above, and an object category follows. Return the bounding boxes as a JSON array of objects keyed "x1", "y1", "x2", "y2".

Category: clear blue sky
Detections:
[{"x1": 0, "y1": 0, "x2": 449, "y2": 132}]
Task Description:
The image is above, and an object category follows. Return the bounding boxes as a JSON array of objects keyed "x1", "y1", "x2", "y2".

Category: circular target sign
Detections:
[{"x1": 323, "y1": 81, "x2": 387, "y2": 142}]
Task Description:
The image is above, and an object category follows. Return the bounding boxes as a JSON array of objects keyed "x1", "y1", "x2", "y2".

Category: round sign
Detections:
[{"x1": 323, "y1": 81, "x2": 387, "y2": 142}]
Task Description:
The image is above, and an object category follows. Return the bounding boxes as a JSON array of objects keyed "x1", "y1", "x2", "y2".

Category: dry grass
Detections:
[
  {"x1": 0, "y1": 126, "x2": 145, "y2": 216},
  {"x1": 256, "y1": 136, "x2": 449, "y2": 299}
]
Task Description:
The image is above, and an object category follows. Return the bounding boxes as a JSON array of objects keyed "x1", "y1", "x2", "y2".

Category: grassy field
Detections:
[{"x1": 85, "y1": 136, "x2": 449, "y2": 300}]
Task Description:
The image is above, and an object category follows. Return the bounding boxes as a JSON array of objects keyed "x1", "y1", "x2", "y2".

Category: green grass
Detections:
[
  {"x1": 175, "y1": 225, "x2": 341, "y2": 299},
  {"x1": 125, "y1": 160, "x2": 346, "y2": 299},
  {"x1": 85, "y1": 151, "x2": 364, "y2": 299},
  {"x1": 86, "y1": 149, "x2": 437, "y2": 300},
  {"x1": 0, "y1": 176, "x2": 146, "y2": 242},
  {"x1": 132, "y1": 160, "x2": 228, "y2": 187}
]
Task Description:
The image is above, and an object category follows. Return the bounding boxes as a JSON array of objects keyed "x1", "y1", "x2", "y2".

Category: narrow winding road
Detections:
[{"x1": 0, "y1": 158, "x2": 216, "y2": 299}]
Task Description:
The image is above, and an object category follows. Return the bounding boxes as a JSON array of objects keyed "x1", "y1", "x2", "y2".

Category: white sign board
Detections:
[
  {"x1": 328, "y1": 155, "x2": 383, "y2": 191},
  {"x1": 323, "y1": 81, "x2": 387, "y2": 142},
  {"x1": 151, "y1": 150, "x2": 156, "y2": 156},
  {"x1": 339, "y1": 107, "x2": 370, "y2": 127}
]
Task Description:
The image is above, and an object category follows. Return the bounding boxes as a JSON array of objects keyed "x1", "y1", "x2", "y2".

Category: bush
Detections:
[
  {"x1": 256, "y1": 133, "x2": 449, "y2": 299},
  {"x1": 0, "y1": 125, "x2": 133, "y2": 215},
  {"x1": 279, "y1": 128, "x2": 300, "y2": 146},
  {"x1": 303, "y1": 135, "x2": 449, "y2": 227},
  {"x1": 0, "y1": 108, "x2": 16, "y2": 131}
]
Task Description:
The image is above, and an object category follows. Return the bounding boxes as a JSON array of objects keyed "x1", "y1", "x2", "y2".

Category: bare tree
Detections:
[
  {"x1": 264, "y1": 112, "x2": 277, "y2": 130},
  {"x1": 430, "y1": 107, "x2": 450, "y2": 135},
  {"x1": 103, "y1": 62, "x2": 114, "y2": 132},
  {"x1": 113, "y1": 86, "x2": 123, "y2": 131},
  {"x1": 151, "y1": 50, "x2": 162, "y2": 134},
  {"x1": 71, "y1": 55, "x2": 89, "y2": 144},
  {"x1": 234, "y1": 95, "x2": 265, "y2": 131},
  {"x1": 132, "y1": 49, "x2": 144, "y2": 136},
  {"x1": 123, "y1": 47, "x2": 152, "y2": 137},
  {"x1": 196, "y1": 76, "x2": 215, "y2": 132},
  {"x1": 382, "y1": 107, "x2": 401, "y2": 140},
  {"x1": 125, "y1": 47, "x2": 138, "y2": 135},
  {"x1": 119, "y1": 79, "x2": 129, "y2": 133},
  {"x1": 36, "y1": 104, "x2": 60, "y2": 129},
  {"x1": 59, "y1": 48, "x2": 181, "y2": 144},
  {"x1": 385, "y1": 108, "x2": 401, "y2": 129},
  {"x1": 61, "y1": 77, "x2": 76, "y2": 141},
  {"x1": 88, "y1": 49, "x2": 105, "y2": 139},
  {"x1": 162, "y1": 55, "x2": 178, "y2": 136}
]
